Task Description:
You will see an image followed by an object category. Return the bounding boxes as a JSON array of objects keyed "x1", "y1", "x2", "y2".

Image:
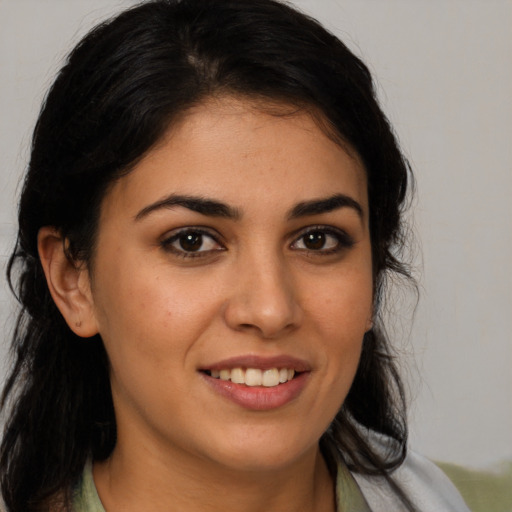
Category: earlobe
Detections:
[{"x1": 37, "y1": 227, "x2": 99, "y2": 338}]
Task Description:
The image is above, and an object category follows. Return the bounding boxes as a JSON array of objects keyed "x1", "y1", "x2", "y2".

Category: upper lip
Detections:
[{"x1": 200, "y1": 354, "x2": 312, "y2": 372}]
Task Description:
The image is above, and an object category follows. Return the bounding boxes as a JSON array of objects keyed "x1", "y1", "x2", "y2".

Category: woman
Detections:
[{"x1": 0, "y1": 1, "x2": 470, "y2": 511}]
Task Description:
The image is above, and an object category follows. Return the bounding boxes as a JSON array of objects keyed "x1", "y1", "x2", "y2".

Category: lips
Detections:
[{"x1": 199, "y1": 355, "x2": 311, "y2": 410}]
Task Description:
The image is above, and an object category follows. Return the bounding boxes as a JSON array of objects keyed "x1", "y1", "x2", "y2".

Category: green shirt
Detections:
[
  {"x1": 72, "y1": 459, "x2": 372, "y2": 512},
  {"x1": 72, "y1": 451, "x2": 471, "y2": 511}
]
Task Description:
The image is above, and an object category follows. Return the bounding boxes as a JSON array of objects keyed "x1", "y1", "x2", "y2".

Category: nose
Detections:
[{"x1": 223, "y1": 252, "x2": 303, "y2": 339}]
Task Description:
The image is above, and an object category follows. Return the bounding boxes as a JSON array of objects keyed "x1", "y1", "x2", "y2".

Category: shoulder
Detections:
[
  {"x1": 71, "y1": 460, "x2": 105, "y2": 512},
  {"x1": 352, "y1": 449, "x2": 471, "y2": 512}
]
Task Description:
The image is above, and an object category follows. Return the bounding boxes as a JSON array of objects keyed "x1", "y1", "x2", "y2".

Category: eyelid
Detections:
[
  {"x1": 159, "y1": 224, "x2": 354, "y2": 260},
  {"x1": 160, "y1": 226, "x2": 225, "y2": 257},
  {"x1": 289, "y1": 225, "x2": 355, "y2": 252}
]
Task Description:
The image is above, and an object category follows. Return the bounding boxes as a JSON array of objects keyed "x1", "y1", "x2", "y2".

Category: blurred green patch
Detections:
[{"x1": 436, "y1": 460, "x2": 512, "y2": 512}]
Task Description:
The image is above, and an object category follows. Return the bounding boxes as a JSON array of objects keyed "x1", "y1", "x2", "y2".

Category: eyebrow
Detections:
[
  {"x1": 134, "y1": 192, "x2": 363, "y2": 222},
  {"x1": 134, "y1": 194, "x2": 241, "y2": 221},
  {"x1": 288, "y1": 193, "x2": 364, "y2": 220}
]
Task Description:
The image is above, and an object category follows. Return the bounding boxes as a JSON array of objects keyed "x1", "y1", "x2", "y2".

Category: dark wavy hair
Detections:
[{"x1": 1, "y1": 0, "x2": 415, "y2": 510}]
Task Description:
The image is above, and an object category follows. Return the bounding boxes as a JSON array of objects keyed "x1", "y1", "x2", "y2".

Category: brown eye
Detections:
[
  {"x1": 179, "y1": 232, "x2": 203, "y2": 252},
  {"x1": 303, "y1": 231, "x2": 326, "y2": 250},
  {"x1": 291, "y1": 226, "x2": 354, "y2": 254},
  {"x1": 161, "y1": 228, "x2": 224, "y2": 258}
]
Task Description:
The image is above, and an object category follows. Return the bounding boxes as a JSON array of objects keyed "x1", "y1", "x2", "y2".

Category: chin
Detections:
[{"x1": 202, "y1": 429, "x2": 319, "y2": 473}]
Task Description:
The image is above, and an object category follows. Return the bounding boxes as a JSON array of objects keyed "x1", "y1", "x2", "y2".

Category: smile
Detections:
[
  {"x1": 205, "y1": 368, "x2": 296, "y2": 387},
  {"x1": 200, "y1": 355, "x2": 311, "y2": 410}
]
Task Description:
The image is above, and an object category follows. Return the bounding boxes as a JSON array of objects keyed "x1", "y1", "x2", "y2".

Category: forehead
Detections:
[{"x1": 102, "y1": 97, "x2": 368, "y2": 222}]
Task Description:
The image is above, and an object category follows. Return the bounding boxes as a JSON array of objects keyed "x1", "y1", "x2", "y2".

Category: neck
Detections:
[{"x1": 94, "y1": 440, "x2": 335, "y2": 512}]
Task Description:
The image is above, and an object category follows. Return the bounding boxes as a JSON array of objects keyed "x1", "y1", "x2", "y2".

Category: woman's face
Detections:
[{"x1": 85, "y1": 97, "x2": 373, "y2": 472}]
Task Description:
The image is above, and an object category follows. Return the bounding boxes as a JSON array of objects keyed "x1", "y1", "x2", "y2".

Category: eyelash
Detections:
[
  {"x1": 160, "y1": 225, "x2": 354, "y2": 259},
  {"x1": 160, "y1": 228, "x2": 224, "y2": 259},
  {"x1": 290, "y1": 226, "x2": 355, "y2": 255}
]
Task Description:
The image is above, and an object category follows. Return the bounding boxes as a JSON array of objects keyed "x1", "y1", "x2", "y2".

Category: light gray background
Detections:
[{"x1": 1, "y1": 0, "x2": 511, "y2": 469}]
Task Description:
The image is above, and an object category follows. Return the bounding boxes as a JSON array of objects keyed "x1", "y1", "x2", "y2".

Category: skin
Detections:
[{"x1": 39, "y1": 97, "x2": 373, "y2": 511}]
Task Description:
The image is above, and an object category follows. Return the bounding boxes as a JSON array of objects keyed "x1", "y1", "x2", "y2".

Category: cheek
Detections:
[
  {"x1": 91, "y1": 260, "x2": 224, "y2": 363},
  {"x1": 304, "y1": 269, "x2": 372, "y2": 386},
  {"x1": 309, "y1": 271, "x2": 373, "y2": 336}
]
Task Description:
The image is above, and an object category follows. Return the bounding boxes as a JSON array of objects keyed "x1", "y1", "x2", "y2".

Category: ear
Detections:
[{"x1": 38, "y1": 226, "x2": 99, "y2": 338}]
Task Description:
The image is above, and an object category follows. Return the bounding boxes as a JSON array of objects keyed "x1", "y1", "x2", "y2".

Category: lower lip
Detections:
[{"x1": 201, "y1": 372, "x2": 310, "y2": 411}]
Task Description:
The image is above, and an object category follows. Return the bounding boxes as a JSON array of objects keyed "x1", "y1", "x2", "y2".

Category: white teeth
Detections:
[
  {"x1": 245, "y1": 368, "x2": 262, "y2": 387},
  {"x1": 262, "y1": 368, "x2": 280, "y2": 387},
  {"x1": 208, "y1": 367, "x2": 297, "y2": 387},
  {"x1": 230, "y1": 367, "x2": 245, "y2": 384}
]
